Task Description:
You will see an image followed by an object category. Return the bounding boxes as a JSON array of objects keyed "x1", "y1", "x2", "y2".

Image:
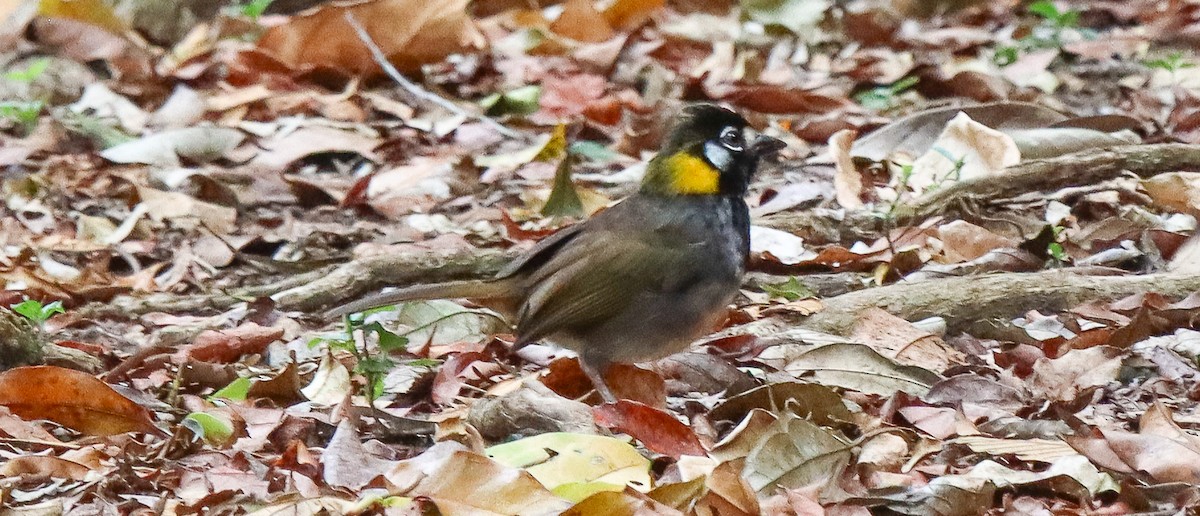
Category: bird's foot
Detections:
[{"x1": 578, "y1": 360, "x2": 618, "y2": 404}]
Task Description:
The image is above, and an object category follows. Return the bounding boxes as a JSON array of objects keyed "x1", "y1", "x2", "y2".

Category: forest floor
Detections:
[{"x1": 3, "y1": 0, "x2": 1200, "y2": 514}]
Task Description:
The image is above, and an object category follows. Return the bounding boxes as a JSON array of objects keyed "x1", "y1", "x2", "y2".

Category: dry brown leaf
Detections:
[
  {"x1": 552, "y1": 0, "x2": 616, "y2": 42},
  {"x1": 0, "y1": 366, "x2": 163, "y2": 436},
  {"x1": 936, "y1": 220, "x2": 1018, "y2": 262},
  {"x1": 602, "y1": 0, "x2": 665, "y2": 30},
  {"x1": 829, "y1": 129, "x2": 865, "y2": 209},
  {"x1": 179, "y1": 323, "x2": 285, "y2": 363},
  {"x1": 258, "y1": 0, "x2": 485, "y2": 74},
  {"x1": 851, "y1": 102, "x2": 1066, "y2": 161},
  {"x1": 565, "y1": 488, "x2": 683, "y2": 516},
  {"x1": 1027, "y1": 346, "x2": 1123, "y2": 402},
  {"x1": 848, "y1": 307, "x2": 966, "y2": 372},
  {"x1": 905, "y1": 112, "x2": 1020, "y2": 194},
  {"x1": 0, "y1": 455, "x2": 92, "y2": 480},
  {"x1": 1143, "y1": 172, "x2": 1200, "y2": 218},
  {"x1": 137, "y1": 186, "x2": 238, "y2": 234},
  {"x1": 386, "y1": 441, "x2": 571, "y2": 514}
]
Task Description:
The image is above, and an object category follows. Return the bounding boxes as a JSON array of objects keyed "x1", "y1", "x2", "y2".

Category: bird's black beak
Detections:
[{"x1": 750, "y1": 134, "x2": 786, "y2": 157}]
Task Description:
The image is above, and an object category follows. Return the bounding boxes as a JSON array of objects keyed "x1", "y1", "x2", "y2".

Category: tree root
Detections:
[
  {"x1": 895, "y1": 143, "x2": 1200, "y2": 221},
  {"x1": 797, "y1": 270, "x2": 1200, "y2": 335},
  {"x1": 86, "y1": 249, "x2": 513, "y2": 317}
]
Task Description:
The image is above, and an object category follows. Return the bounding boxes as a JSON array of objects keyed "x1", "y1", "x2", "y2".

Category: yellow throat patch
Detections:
[{"x1": 664, "y1": 152, "x2": 720, "y2": 195}]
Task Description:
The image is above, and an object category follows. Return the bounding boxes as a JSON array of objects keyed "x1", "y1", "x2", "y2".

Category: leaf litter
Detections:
[{"x1": 4, "y1": 0, "x2": 1200, "y2": 513}]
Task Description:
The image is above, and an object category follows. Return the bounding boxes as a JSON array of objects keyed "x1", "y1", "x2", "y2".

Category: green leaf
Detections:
[
  {"x1": 1048, "y1": 242, "x2": 1067, "y2": 262},
  {"x1": 10, "y1": 299, "x2": 64, "y2": 325},
  {"x1": 0, "y1": 100, "x2": 43, "y2": 133},
  {"x1": 361, "y1": 322, "x2": 409, "y2": 352},
  {"x1": 1027, "y1": 0, "x2": 1061, "y2": 20},
  {"x1": 994, "y1": 46, "x2": 1020, "y2": 67},
  {"x1": 356, "y1": 356, "x2": 394, "y2": 402},
  {"x1": 481, "y1": 85, "x2": 542, "y2": 117},
  {"x1": 357, "y1": 356, "x2": 395, "y2": 376},
  {"x1": 408, "y1": 358, "x2": 440, "y2": 368},
  {"x1": 569, "y1": 141, "x2": 620, "y2": 163},
  {"x1": 182, "y1": 412, "x2": 235, "y2": 446},
  {"x1": 4, "y1": 58, "x2": 50, "y2": 82},
  {"x1": 541, "y1": 157, "x2": 584, "y2": 217},
  {"x1": 210, "y1": 377, "x2": 251, "y2": 401},
  {"x1": 239, "y1": 0, "x2": 272, "y2": 19},
  {"x1": 854, "y1": 77, "x2": 919, "y2": 111},
  {"x1": 308, "y1": 331, "x2": 355, "y2": 352},
  {"x1": 762, "y1": 277, "x2": 815, "y2": 301},
  {"x1": 1145, "y1": 52, "x2": 1195, "y2": 72},
  {"x1": 10, "y1": 300, "x2": 42, "y2": 322}
]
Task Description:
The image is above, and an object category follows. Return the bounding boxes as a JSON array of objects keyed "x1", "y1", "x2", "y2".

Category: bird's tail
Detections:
[{"x1": 324, "y1": 279, "x2": 516, "y2": 318}]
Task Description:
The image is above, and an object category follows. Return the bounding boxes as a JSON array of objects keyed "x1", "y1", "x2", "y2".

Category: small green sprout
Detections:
[
  {"x1": 1145, "y1": 52, "x2": 1195, "y2": 74},
  {"x1": 855, "y1": 77, "x2": 919, "y2": 111},
  {"x1": 4, "y1": 58, "x2": 50, "y2": 83},
  {"x1": 11, "y1": 299, "x2": 65, "y2": 328}
]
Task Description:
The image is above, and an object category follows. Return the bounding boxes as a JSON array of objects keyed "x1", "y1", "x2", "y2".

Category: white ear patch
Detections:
[{"x1": 704, "y1": 141, "x2": 734, "y2": 172}]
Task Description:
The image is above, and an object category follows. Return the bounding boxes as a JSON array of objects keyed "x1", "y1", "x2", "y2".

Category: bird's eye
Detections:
[{"x1": 718, "y1": 126, "x2": 744, "y2": 151}]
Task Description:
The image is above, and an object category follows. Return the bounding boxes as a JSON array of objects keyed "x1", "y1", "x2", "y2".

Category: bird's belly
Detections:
[{"x1": 555, "y1": 276, "x2": 740, "y2": 364}]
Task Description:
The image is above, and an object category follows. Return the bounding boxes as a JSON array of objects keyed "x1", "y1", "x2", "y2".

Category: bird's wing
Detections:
[
  {"x1": 513, "y1": 228, "x2": 702, "y2": 345},
  {"x1": 494, "y1": 223, "x2": 588, "y2": 279}
]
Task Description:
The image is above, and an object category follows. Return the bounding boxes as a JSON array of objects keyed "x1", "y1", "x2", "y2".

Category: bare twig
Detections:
[{"x1": 343, "y1": 12, "x2": 523, "y2": 139}]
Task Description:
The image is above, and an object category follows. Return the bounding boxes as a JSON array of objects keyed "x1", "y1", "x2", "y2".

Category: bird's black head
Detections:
[{"x1": 641, "y1": 104, "x2": 785, "y2": 197}]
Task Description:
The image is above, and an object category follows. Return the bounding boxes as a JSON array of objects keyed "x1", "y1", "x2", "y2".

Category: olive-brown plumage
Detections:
[{"x1": 327, "y1": 104, "x2": 784, "y2": 402}]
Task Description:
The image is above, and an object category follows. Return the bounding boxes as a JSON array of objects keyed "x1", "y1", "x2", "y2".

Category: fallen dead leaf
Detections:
[
  {"x1": 593, "y1": 400, "x2": 707, "y2": 458},
  {"x1": 0, "y1": 366, "x2": 163, "y2": 436},
  {"x1": 258, "y1": 0, "x2": 485, "y2": 75}
]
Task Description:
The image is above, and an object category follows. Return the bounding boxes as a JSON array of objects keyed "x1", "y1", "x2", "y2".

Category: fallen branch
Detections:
[
  {"x1": 797, "y1": 270, "x2": 1200, "y2": 335},
  {"x1": 758, "y1": 208, "x2": 885, "y2": 246},
  {"x1": 271, "y1": 249, "x2": 511, "y2": 312},
  {"x1": 88, "y1": 249, "x2": 514, "y2": 317}
]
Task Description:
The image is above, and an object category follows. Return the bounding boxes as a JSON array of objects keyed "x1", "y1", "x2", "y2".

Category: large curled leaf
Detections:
[
  {"x1": 709, "y1": 381, "x2": 851, "y2": 426},
  {"x1": 0, "y1": 366, "x2": 163, "y2": 436},
  {"x1": 784, "y1": 343, "x2": 941, "y2": 396},
  {"x1": 743, "y1": 413, "x2": 851, "y2": 498},
  {"x1": 486, "y1": 432, "x2": 652, "y2": 493}
]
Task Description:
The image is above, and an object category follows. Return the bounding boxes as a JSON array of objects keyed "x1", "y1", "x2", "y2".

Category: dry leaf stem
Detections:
[{"x1": 342, "y1": 12, "x2": 523, "y2": 139}]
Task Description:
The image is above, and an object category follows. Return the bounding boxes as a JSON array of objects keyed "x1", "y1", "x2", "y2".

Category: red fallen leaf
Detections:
[
  {"x1": 501, "y1": 210, "x2": 562, "y2": 241},
  {"x1": 541, "y1": 359, "x2": 666, "y2": 407},
  {"x1": 431, "y1": 351, "x2": 504, "y2": 405},
  {"x1": 593, "y1": 400, "x2": 706, "y2": 459},
  {"x1": 180, "y1": 323, "x2": 284, "y2": 363},
  {"x1": 532, "y1": 74, "x2": 608, "y2": 124},
  {"x1": 341, "y1": 173, "x2": 373, "y2": 208},
  {"x1": 257, "y1": 0, "x2": 484, "y2": 75},
  {"x1": 992, "y1": 343, "x2": 1044, "y2": 378},
  {"x1": 717, "y1": 85, "x2": 852, "y2": 115},
  {"x1": 54, "y1": 340, "x2": 107, "y2": 355},
  {"x1": 0, "y1": 366, "x2": 164, "y2": 436}
]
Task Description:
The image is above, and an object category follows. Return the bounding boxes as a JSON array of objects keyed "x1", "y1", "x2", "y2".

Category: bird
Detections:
[{"x1": 327, "y1": 104, "x2": 785, "y2": 403}]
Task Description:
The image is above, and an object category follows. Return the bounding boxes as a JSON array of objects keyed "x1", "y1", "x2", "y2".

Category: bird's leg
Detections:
[{"x1": 578, "y1": 360, "x2": 618, "y2": 404}]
